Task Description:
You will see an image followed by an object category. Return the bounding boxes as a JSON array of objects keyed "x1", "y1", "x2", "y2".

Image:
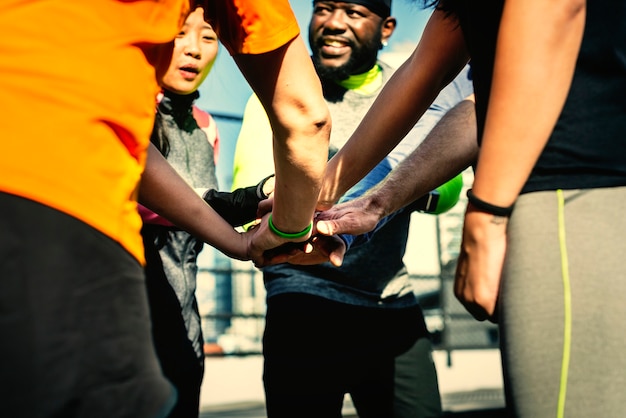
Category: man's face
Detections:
[{"x1": 309, "y1": 1, "x2": 386, "y2": 81}]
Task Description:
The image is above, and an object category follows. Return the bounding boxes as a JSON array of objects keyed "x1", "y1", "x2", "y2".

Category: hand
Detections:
[
  {"x1": 257, "y1": 196, "x2": 273, "y2": 219},
  {"x1": 454, "y1": 208, "x2": 507, "y2": 323},
  {"x1": 263, "y1": 234, "x2": 347, "y2": 267},
  {"x1": 314, "y1": 196, "x2": 382, "y2": 237},
  {"x1": 245, "y1": 212, "x2": 312, "y2": 267}
]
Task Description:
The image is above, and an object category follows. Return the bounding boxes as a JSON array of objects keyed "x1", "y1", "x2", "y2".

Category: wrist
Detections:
[
  {"x1": 268, "y1": 214, "x2": 312, "y2": 240},
  {"x1": 466, "y1": 188, "x2": 515, "y2": 217},
  {"x1": 256, "y1": 174, "x2": 275, "y2": 200},
  {"x1": 364, "y1": 192, "x2": 391, "y2": 222}
]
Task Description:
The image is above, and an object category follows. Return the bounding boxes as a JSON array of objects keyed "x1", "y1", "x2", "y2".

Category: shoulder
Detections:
[
  {"x1": 192, "y1": 105, "x2": 211, "y2": 128},
  {"x1": 192, "y1": 105, "x2": 219, "y2": 157}
]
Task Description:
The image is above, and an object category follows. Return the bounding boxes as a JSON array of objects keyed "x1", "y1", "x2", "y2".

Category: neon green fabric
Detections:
[
  {"x1": 433, "y1": 173, "x2": 464, "y2": 214},
  {"x1": 337, "y1": 64, "x2": 383, "y2": 95}
]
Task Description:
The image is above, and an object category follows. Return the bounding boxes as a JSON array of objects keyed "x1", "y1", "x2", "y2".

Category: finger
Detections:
[
  {"x1": 328, "y1": 247, "x2": 345, "y2": 267},
  {"x1": 315, "y1": 220, "x2": 335, "y2": 236},
  {"x1": 257, "y1": 199, "x2": 273, "y2": 217},
  {"x1": 462, "y1": 301, "x2": 489, "y2": 322},
  {"x1": 316, "y1": 200, "x2": 334, "y2": 211},
  {"x1": 264, "y1": 247, "x2": 307, "y2": 265},
  {"x1": 488, "y1": 299, "x2": 501, "y2": 324},
  {"x1": 453, "y1": 254, "x2": 467, "y2": 297}
]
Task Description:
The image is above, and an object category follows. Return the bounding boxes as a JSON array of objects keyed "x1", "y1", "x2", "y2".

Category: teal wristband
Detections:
[{"x1": 268, "y1": 214, "x2": 312, "y2": 239}]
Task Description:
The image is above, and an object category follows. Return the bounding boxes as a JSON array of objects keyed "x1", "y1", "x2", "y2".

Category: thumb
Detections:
[{"x1": 315, "y1": 220, "x2": 337, "y2": 236}]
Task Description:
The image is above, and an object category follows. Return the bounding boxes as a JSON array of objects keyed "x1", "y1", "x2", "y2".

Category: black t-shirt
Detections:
[{"x1": 450, "y1": 0, "x2": 626, "y2": 193}]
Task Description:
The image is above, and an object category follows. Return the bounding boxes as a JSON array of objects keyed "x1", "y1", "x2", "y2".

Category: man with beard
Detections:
[{"x1": 232, "y1": 1, "x2": 472, "y2": 416}]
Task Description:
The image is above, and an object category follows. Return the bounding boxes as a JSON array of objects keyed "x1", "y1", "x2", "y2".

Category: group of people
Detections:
[
  {"x1": 1, "y1": 1, "x2": 329, "y2": 417},
  {"x1": 233, "y1": 1, "x2": 472, "y2": 416},
  {"x1": 0, "y1": 1, "x2": 624, "y2": 418}
]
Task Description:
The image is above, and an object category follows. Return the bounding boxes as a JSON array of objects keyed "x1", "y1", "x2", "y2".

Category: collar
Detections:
[
  {"x1": 158, "y1": 90, "x2": 199, "y2": 118},
  {"x1": 336, "y1": 64, "x2": 383, "y2": 95}
]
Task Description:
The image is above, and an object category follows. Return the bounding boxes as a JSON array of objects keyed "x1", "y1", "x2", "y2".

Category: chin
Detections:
[
  {"x1": 320, "y1": 57, "x2": 349, "y2": 68},
  {"x1": 171, "y1": 82, "x2": 199, "y2": 95}
]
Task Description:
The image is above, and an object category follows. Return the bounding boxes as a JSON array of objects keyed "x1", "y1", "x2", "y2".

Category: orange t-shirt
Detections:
[
  {"x1": 0, "y1": 0, "x2": 189, "y2": 263},
  {"x1": 208, "y1": 0, "x2": 300, "y2": 55}
]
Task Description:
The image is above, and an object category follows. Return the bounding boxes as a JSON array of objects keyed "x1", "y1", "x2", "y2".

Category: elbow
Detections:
[
  {"x1": 567, "y1": 0, "x2": 586, "y2": 16},
  {"x1": 276, "y1": 100, "x2": 332, "y2": 147},
  {"x1": 300, "y1": 99, "x2": 332, "y2": 140},
  {"x1": 315, "y1": 109, "x2": 332, "y2": 144},
  {"x1": 556, "y1": 0, "x2": 586, "y2": 26}
]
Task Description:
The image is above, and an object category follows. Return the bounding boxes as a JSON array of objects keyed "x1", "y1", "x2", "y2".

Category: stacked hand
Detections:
[
  {"x1": 244, "y1": 213, "x2": 347, "y2": 268},
  {"x1": 243, "y1": 196, "x2": 350, "y2": 268},
  {"x1": 314, "y1": 195, "x2": 382, "y2": 237}
]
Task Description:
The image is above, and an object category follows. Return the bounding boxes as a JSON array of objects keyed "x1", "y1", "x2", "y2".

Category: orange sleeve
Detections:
[{"x1": 207, "y1": 0, "x2": 300, "y2": 55}]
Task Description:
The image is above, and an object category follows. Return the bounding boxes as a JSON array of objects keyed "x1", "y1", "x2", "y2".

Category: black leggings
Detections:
[
  {"x1": 143, "y1": 228, "x2": 204, "y2": 418},
  {"x1": 263, "y1": 293, "x2": 427, "y2": 418}
]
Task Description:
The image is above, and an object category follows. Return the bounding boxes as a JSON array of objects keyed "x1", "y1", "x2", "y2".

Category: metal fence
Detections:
[{"x1": 198, "y1": 266, "x2": 498, "y2": 360}]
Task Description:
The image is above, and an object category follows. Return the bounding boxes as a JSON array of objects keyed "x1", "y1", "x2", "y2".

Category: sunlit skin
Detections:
[
  {"x1": 259, "y1": 2, "x2": 396, "y2": 267},
  {"x1": 158, "y1": 7, "x2": 218, "y2": 95},
  {"x1": 309, "y1": 1, "x2": 394, "y2": 79}
]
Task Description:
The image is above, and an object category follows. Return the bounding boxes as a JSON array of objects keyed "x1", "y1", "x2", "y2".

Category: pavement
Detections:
[{"x1": 199, "y1": 349, "x2": 507, "y2": 417}]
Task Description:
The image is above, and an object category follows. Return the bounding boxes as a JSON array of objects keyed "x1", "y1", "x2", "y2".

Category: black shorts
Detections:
[{"x1": 0, "y1": 193, "x2": 176, "y2": 418}]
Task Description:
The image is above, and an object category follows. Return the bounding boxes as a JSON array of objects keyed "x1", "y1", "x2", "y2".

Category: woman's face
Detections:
[{"x1": 158, "y1": 7, "x2": 218, "y2": 95}]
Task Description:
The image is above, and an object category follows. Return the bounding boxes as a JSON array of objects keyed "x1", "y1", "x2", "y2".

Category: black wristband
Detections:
[
  {"x1": 256, "y1": 174, "x2": 275, "y2": 200},
  {"x1": 466, "y1": 188, "x2": 514, "y2": 217}
]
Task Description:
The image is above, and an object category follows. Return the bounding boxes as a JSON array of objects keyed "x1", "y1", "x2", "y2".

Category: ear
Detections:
[{"x1": 381, "y1": 16, "x2": 397, "y2": 45}]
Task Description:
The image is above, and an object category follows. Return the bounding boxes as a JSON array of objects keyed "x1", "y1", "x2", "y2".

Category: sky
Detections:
[
  {"x1": 196, "y1": 1, "x2": 434, "y2": 189},
  {"x1": 197, "y1": 1, "x2": 433, "y2": 116}
]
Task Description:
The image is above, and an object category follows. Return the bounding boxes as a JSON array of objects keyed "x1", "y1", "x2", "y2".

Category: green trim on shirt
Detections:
[{"x1": 336, "y1": 64, "x2": 383, "y2": 95}]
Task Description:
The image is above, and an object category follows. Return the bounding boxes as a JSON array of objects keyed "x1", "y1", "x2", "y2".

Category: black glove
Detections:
[{"x1": 202, "y1": 174, "x2": 274, "y2": 227}]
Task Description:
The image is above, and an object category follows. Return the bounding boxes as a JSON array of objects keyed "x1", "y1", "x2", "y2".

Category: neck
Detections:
[{"x1": 336, "y1": 64, "x2": 382, "y2": 94}]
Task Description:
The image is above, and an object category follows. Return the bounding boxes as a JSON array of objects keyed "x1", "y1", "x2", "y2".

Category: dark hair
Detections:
[
  {"x1": 410, "y1": 0, "x2": 458, "y2": 17},
  {"x1": 150, "y1": 111, "x2": 170, "y2": 158},
  {"x1": 413, "y1": 0, "x2": 457, "y2": 15}
]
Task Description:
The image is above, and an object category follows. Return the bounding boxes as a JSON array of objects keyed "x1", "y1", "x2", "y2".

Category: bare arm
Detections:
[
  {"x1": 318, "y1": 9, "x2": 469, "y2": 209},
  {"x1": 139, "y1": 143, "x2": 250, "y2": 261},
  {"x1": 455, "y1": 0, "x2": 586, "y2": 321},
  {"x1": 366, "y1": 97, "x2": 476, "y2": 219},
  {"x1": 234, "y1": 35, "x2": 331, "y2": 235},
  {"x1": 317, "y1": 96, "x2": 478, "y2": 237},
  {"x1": 471, "y1": 0, "x2": 586, "y2": 205}
]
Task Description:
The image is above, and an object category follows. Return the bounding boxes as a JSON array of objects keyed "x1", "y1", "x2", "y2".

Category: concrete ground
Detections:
[{"x1": 199, "y1": 349, "x2": 507, "y2": 417}]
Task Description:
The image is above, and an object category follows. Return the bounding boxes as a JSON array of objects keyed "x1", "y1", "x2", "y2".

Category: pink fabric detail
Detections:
[
  {"x1": 193, "y1": 106, "x2": 219, "y2": 164},
  {"x1": 138, "y1": 203, "x2": 175, "y2": 226}
]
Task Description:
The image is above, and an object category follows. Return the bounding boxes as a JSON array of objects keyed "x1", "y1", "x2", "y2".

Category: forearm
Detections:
[
  {"x1": 270, "y1": 122, "x2": 328, "y2": 233},
  {"x1": 363, "y1": 98, "x2": 478, "y2": 219},
  {"x1": 139, "y1": 143, "x2": 248, "y2": 260},
  {"x1": 234, "y1": 35, "x2": 330, "y2": 234},
  {"x1": 318, "y1": 9, "x2": 469, "y2": 208},
  {"x1": 472, "y1": 0, "x2": 586, "y2": 205}
]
